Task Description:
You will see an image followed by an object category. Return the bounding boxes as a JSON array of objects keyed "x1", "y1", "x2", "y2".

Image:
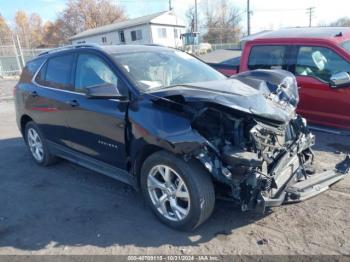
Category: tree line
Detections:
[
  {"x1": 185, "y1": 0, "x2": 350, "y2": 44},
  {"x1": 0, "y1": 0, "x2": 244, "y2": 47},
  {"x1": 0, "y1": 0, "x2": 126, "y2": 48},
  {"x1": 1, "y1": 0, "x2": 349, "y2": 48}
]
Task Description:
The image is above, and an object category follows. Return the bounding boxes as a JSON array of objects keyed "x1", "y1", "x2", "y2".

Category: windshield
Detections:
[
  {"x1": 112, "y1": 50, "x2": 226, "y2": 91},
  {"x1": 341, "y1": 40, "x2": 350, "y2": 54}
]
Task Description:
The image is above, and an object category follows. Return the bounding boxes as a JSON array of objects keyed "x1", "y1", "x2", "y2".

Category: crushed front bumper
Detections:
[{"x1": 256, "y1": 155, "x2": 350, "y2": 212}]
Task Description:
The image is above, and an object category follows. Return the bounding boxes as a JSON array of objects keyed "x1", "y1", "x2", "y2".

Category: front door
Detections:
[
  {"x1": 294, "y1": 45, "x2": 350, "y2": 129},
  {"x1": 64, "y1": 51, "x2": 128, "y2": 168}
]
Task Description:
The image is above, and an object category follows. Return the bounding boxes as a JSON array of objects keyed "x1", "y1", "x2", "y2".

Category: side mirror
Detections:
[
  {"x1": 330, "y1": 72, "x2": 350, "y2": 88},
  {"x1": 86, "y1": 83, "x2": 127, "y2": 100}
]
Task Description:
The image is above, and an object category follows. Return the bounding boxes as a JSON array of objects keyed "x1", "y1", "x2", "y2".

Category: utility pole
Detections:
[
  {"x1": 168, "y1": 0, "x2": 172, "y2": 10},
  {"x1": 247, "y1": 0, "x2": 251, "y2": 35},
  {"x1": 194, "y1": 0, "x2": 198, "y2": 32},
  {"x1": 307, "y1": 7, "x2": 315, "y2": 27}
]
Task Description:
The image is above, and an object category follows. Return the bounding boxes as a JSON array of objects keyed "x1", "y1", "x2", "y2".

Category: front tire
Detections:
[
  {"x1": 141, "y1": 151, "x2": 215, "y2": 231},
  {"x1": 25, "y1": 121, "x2": 57, "y2": 166}
]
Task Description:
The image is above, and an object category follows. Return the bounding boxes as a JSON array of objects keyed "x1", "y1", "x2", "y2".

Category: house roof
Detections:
[
  {"x1": 242, "y1": 27, "x2": 350, "y2": 43},
  {"x1": 69, "y1": 11, "x2": 185, "y2": 41}
]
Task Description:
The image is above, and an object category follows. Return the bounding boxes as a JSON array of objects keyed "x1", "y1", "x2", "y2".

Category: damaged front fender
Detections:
[{"x1": 128, "y1": 98, "x2": 210, "y2": 158}]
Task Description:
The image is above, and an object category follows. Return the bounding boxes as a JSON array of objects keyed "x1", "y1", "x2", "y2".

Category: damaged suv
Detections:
[{"x1": 15, "y1": 45, "x2": 349, "y2": 230}]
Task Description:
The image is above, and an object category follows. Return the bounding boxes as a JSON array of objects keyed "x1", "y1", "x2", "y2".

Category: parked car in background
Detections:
[
  {"x1": 208, "y1": 27, "x2": 350, "y2": 130},
  {"x1": 14, "y1": 44, "x2": 349, "y2": 231}
]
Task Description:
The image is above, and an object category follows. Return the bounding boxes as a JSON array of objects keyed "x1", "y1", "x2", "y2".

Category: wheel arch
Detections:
[
  {"x1": 131, "y1": 141, "x2": 218, "y2": 191},
  {"x1": 131, "y1": 143, "x2": 164, "y2": 189},
  {"x1": 20, "y1": 114, "x2": 33, "y2": 136},
  {"x1": 138, "y1": 148, "x2": 216, "y2": 230},
  {"x1": 129, "y1": 127, "x2": 217, "y2": 189}
]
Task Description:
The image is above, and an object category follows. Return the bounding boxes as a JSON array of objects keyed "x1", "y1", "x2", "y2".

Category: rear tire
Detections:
[
  {"x1": 24, "y1": 121, "x2": 57, "y2": 166},
  {"x1": 141, "y1": 150, "x2": 215, "y2": 231}
]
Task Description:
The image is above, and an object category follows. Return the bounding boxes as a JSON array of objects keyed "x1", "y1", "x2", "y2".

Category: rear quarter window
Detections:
[
  {"x1": 19, "y1": 57, "x2": 45, "y2": 82},
  {"x1": 248, "y1": 45, "x2": 287, "y2": 70}
]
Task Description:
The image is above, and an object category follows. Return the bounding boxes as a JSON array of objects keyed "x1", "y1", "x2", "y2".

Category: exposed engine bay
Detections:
[
  {"x1": 191, "y1": 104, "x2": 315, "y2": 212},
  {"x1": 147, "y1": 69, "x2": 350, "y2": 212}
]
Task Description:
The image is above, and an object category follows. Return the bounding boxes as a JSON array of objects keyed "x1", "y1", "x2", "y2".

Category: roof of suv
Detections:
[
  {"x1": 243, "y1": 27, "x2": 350, "y2": 44},
  {"x1": 100, "y1": 44, "x2": 173, "y2": 53},
  {"x1": 36, "y1": 44, "x2": 174, "y2": 60}
]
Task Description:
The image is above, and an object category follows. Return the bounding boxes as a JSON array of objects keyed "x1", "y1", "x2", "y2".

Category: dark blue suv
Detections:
[{"x1": 15, "y1": 44, "x2": 349, "y2": 230}]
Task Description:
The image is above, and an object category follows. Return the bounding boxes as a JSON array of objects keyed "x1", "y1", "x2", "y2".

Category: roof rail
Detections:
[{"x1": 38, "y1": 43, "x2": 101, "y2": 56}]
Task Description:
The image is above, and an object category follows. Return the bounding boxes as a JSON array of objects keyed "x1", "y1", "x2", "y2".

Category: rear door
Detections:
[
  {"x1": 63, "y1": 51, "x2": 128, "y2": 168},
  {"x1": 29, "y1": 53, "x2": 75, "y2": 146},
  {"x1": 292, "y1": 45, "x2": 350, "y2": 129}
]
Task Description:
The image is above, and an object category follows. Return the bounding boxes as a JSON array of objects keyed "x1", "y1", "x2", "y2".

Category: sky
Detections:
[{"x1": 0, "y1": 0, "x2": 349, "y2": 34}]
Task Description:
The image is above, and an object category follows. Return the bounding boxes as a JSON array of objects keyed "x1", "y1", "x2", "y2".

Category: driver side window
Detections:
[
  {"x1": 295, "y1": 46, "x2": 350, "y2": 83},
  {"x1": 75, "y1": 53, "x2": 119, "y2": 93}
]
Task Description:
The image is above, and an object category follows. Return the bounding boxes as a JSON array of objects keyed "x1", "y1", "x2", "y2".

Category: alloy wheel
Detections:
[
  {"x1": 147, "y1": 165, "x2": 191, "y2": 221},
  {"x1": 27, "y1": 128, "x2": 44, "y2": 162}
]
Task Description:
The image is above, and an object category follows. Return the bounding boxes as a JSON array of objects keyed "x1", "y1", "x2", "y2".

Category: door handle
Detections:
[
  {"x1": 67, "y1": 99, "x2": 79, "y2": 107},
  {"x1": 31, "y1": 91, "x2": 38, "y2": 97}
]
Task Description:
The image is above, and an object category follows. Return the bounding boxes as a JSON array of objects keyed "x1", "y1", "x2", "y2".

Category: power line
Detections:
[{"x1": 306, "y1": 7, "x2": 315, "y2": 27}]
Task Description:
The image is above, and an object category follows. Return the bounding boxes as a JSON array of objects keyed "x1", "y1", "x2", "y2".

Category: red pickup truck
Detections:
[{"x1": 208, "y1": 27, "x2": 350, "y2": 130}]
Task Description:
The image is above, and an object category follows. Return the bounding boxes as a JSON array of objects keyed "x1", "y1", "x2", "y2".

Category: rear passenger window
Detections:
[
  {"x1": 35, "y1": 54, "x2": 74, "y2": 90},
  {"x1": 248, "y1": 45, "x2": 287, "y2": 70}
]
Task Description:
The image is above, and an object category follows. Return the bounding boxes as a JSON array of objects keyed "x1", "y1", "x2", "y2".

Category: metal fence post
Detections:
[
  {"x1": 0, "y1": 60, "x2": 3, "y2": 77},
  {"x1": 12, "y1": 35, "x2": 22, "y2": 74},
  {"x1": 16, "y1": 34, "x2": 25, "y2": 69},
  {"x1": 0, "y1": 36, "x2": 3, "y2": 77}
]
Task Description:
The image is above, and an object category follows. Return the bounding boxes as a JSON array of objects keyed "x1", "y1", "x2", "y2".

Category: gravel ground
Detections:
[
  {"x1": 0, "y1": 80, "x2": 349, "y2": 255},
  {"x1": 0, "y1": 79, "x2": 17, "y2": 100}
]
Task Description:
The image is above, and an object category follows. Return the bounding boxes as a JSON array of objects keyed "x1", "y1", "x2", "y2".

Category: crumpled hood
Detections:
[{"x1": 147, "y1": 69, "x2": 299, "y2": 124}]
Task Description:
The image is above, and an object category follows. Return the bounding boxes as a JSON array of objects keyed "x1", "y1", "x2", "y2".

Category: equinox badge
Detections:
[{"x1": 98, "y1": 140, "x2": 118, "y2": 149}]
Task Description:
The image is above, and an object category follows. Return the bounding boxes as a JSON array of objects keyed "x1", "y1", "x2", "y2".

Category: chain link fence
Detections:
[
  {"x1": 182, "y1": 42, "x2": 241, "y2": 56},
  {"x1": 0, "y1": 44, "x2": 21, "y2": 77},
  {"x1": 22, "y1": 48, "x2": 51, "y2": 62},
  {"x1": 1, "y1": 34, "x2": 240, "y2": 77},
  {"x1": 0, "y1": 35, "x2": 50, "y2": 78}
]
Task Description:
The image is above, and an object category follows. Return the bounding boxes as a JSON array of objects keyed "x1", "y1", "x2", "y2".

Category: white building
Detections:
[{"x1": 69, "y1": 11, "x2": 186, "y2": 48}]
